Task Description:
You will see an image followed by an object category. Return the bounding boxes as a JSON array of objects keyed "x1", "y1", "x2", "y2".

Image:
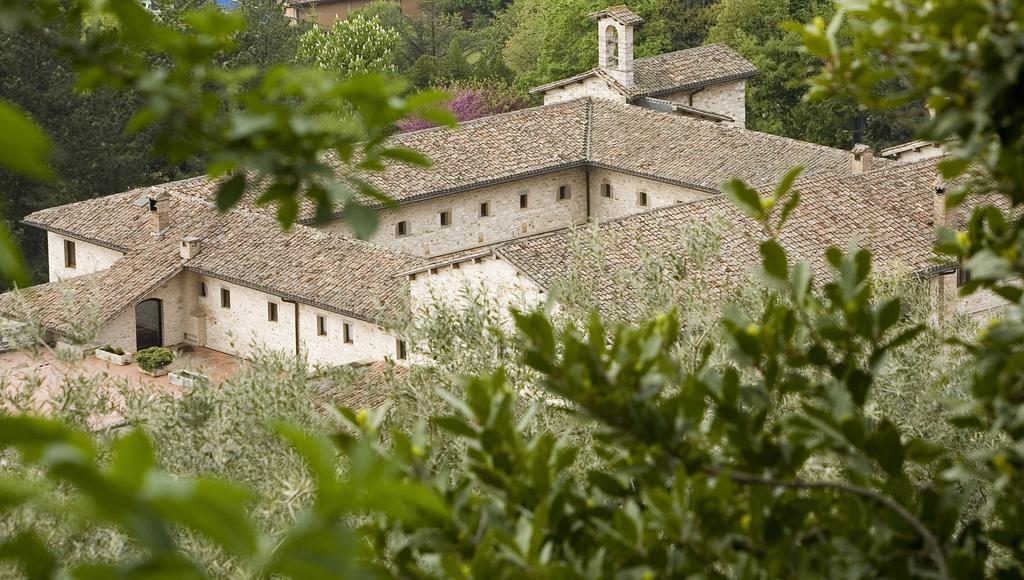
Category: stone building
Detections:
[
  {"x1": 0, "y1": 5, "x2": 987, "y2": 369},
  {"x1": 286, "y1": 0, "x2": 422, "y2": 26}
]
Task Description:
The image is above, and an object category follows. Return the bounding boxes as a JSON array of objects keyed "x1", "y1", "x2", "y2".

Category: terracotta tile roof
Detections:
[
  {"x1": 588, "y1": 5, "x2": 644, "y2": 25},
  {"x1": 19, "y1": 187, "x2": 424, "y2": 325},
  {"x1": 587, "y1": 100, "x2": 863, "y2": 191},
  {"x1": 0, "y1": 243, "x2": 183, "y2": 336},
  {"x1": 496, "y1": 158, "x2": 948, "y2": 319},
  {"x1": 355, "y1": 99, "x2": 592, "y2": 207},
  {"x1": 323, "y1": 98, "x2": 863, "y2": 218},
  {"x1": 185, "y1": 209, "x2": 422, "y2": 321},
  {"x1": 315, "y1": 361, "x2": 409, "y2": 411},
  {"x1": 632, "y1": 44, "x2": 758, "y2": 97}
]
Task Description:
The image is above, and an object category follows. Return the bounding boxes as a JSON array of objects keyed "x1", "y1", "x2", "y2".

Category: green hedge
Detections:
[{"x1": 135, "y1": 347, "x2": 174, "y2": 372}]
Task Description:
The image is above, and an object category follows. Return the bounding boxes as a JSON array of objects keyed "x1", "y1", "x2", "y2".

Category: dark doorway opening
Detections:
[{"x1": 135, "y1": 298, "x2": 163, "y2": 351}]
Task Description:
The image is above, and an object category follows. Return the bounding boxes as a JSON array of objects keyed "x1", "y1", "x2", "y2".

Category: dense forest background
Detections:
[{"x1": 0, "y1": 0, "x2": 924, "y2": 284}]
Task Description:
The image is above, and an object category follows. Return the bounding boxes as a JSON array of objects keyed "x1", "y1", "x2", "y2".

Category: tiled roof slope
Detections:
[
  {"x1": 186, "y1": 208, "x2": 422, "y2": 320},
  {"x1": 349, "y1": 98, "x2": 862, "y2": 213},
  {"x1": 19, "y1": 187, "x2": 423, "y2": 326},
  {"x1": 357, "y1": 99, "x2": 592, "y2": 204},
  {"x1": 632, "y1": 44, "x2": 759, "y2": 97},
  {"x1": 0, "y1": 242, "x2": 182, "y2": 336},
  {"x1": 30, "y1": 98, "x2": 861, "y2": 227},
  {"x1": 588, "y1": 5, "x2": 644, "y2": 25},
  {"x1": 588, "y1": 100, "x2": 859, "y2": 190},
  {"x1": 497, "y1": 158, "x2": 945, "y2": 316}
]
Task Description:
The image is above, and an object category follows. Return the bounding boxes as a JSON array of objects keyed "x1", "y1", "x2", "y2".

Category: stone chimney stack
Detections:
[
  {"x1": 590, "y1": 5, "x2": 643, "y2": 89},
  {"x1": 933, "y1": 175, "x2": 954, "y2": 228},
  {"x1": 148, "y1": 188, "x2": 170, "y2": 236},
  {"x1": 852, "y1": 143, "x2": 874, "y2": 174},
  {"x1": 179, "y1": 236, "x2": 201, "y2": 260}
]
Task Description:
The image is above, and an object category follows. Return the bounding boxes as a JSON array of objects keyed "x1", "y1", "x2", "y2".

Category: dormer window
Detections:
[{"x1": 605, "y1": 25, "x2": 619, "y2": 67}]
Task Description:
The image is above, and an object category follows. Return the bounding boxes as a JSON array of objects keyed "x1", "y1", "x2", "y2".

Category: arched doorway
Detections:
[{"x1": 135, "y1": 298, "x2": 163, "y2": 351}]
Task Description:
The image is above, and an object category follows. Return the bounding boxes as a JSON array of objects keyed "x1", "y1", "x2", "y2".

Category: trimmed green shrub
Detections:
[{"x1": 135, "y1": 347, "x2": 174, "y2": 373}]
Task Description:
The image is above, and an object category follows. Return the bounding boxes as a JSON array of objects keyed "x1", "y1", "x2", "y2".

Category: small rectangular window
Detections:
[
  {"x1": 63, "y1": 239, "x2": 76, "y2": 268},
  {"x1": 479, "y1": 202, "x2": 490, "y2": 217},
  {"x1": 220, "y1": 288, "x2": 231, "y2": 309},
  {"x1": 317, "y1": 315, "x2": 327, "y2": 336},
  {"x1": 395, "y1": 220, "x2": 409, "y2": 237},
  {"x1": 343, "y1": 322, "x2": 353, "y2": 344},
  {"x1": 637, "y1": 191, "x2": 649, "y2": 207},
  {"x1": 601, "y1": 182, "x2": 612, "y2": 198},
  {"x1": 519, "y1": 192, "x2": 528, "y2": 209},
  {"x1": 439, "y1": 210, "x2": 452, "y2": 227},
  {"x1": 268, "y1": 302, "x2": 278, "y2": 322},
  {"x1": 198, "y1": 282, "x2": 207, "y2": 297},
  {"x1": 558, "y1": 185, "x2": 571, "y2": 200},
  {"x1": 396, "y1": 338, "x2": 408, "y2": 360}
]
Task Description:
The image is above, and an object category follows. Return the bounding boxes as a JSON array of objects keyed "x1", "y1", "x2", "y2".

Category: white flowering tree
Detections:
[{"x1": 297, "y1": 14, "x2": 400, "y2": 78}]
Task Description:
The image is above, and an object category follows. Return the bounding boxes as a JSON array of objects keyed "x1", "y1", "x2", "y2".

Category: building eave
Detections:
[{"x1": 184, "y1": 265, "x2": 384, "y2": 326}]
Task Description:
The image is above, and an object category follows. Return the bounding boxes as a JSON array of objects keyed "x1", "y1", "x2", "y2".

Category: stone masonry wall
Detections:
[
  {"x1": 588, "y1": 167, "x2": 714, "y2": 222},
  {"x1": 93, "y1": 272, "x2": 185, "y2": 353},
  {"x1": 192, "y1": 273, "x2": 402, "y2": 367},
  {"x1": 320, "y1": 168, "x2": 590, "y2": 258},
  {"x1": 47, "y1": 231, "x2": 123, "y2": 282},
  {"x1": 660, "y1": 80, "x2": 747, "y2": 128},
  {"x1": 542, "y1": 77, "x2": 629, "y2": 106}
]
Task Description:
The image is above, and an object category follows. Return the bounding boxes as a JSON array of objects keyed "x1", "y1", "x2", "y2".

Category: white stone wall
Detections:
[
  {"x1": 660, "y1": 80, "x2": 747, "y2": 129},
  {"x1": 194, "y1": 275, "x2": 297, "y2": 360},
  {"x1": 298, "y1": 304, "x2": 403, "y2": 367},
  {"x1": 409, "y1": 255, "x2": 545, "y2": 317},
  {"x1": 190, "y1": 274, "x2": 402, "y2": 367},
  {"x1": 890, "y1": 144, "x2": 945, "y2": 163},
  {"x1": 92, "y1": 273, "x2": 186, "y2": 353},
  {"x1": 541, "y1": 77, "x2": 629, "y2": 105},
  {"x1": 320, "y1": 168, "x2": 590, "y2": 258},
  {"x1": 588, "y1": 167, "x2": 713, "y2": 222},
  {"x1": 46, "y1": 232, "x2": 123, "y2": 282}
]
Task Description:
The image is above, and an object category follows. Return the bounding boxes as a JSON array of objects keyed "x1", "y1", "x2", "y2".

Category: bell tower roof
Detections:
[{"x1": 587, "y1": 5, "x2": 644, "y2": 25}]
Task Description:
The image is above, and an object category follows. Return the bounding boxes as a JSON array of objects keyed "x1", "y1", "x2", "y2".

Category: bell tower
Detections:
[{"x1": 590, "y1": 5, "x2": 643, "y2": 88}]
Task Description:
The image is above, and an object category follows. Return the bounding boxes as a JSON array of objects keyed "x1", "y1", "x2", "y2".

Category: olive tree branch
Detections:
[{"x1": 714, "y1": 468, "x2": 950, "y2": 580}]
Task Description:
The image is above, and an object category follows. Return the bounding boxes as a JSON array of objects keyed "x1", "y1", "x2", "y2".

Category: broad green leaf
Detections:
[
  {"x1": 216, "y1": 173, "x2": 246, "y2": 212},
  {"x1": 0, "y1": 100, "x2": 53, "y2": 181}
]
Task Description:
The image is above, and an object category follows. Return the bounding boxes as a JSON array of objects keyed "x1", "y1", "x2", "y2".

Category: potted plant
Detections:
[
  {"x1": 168, "y1": 369, "x2": 208, "y2": 389},
  {"x1": 95, "y1": 344, "x2": 133, "y2": 366},
  {"x1": 135, "y1": 347, "x2": 175, "y2": 377}
]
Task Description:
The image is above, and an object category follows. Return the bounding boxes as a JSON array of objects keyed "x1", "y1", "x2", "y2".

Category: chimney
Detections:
[
  {"x1": 933, "y1": 175, "x2": 954, "y2": 228},
  {"x1": 148, "y1": 188, "x2": 170, "y2": 236},
  {"x1": 179, "y1": 236, "x2": 201, "y2": 260},
  {"x1": 590, "y1": 6, "x2": 643, "y2": 88},
  {"x1": 851, "y1": 143, "x2": 874, "y2": 174}
]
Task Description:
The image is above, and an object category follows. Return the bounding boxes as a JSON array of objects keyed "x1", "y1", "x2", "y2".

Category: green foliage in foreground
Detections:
[
  {"x1": 0, "y1": 170, "x2": 1020, "y2": 577},
  {"x1": 0, "y1": 0, "x2": 456, "y2": 284}
]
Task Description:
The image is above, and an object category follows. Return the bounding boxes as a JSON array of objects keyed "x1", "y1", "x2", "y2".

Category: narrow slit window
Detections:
[
  {"x1": 519, "y1": 192, "x2": 528, "y2": 209},
  {"x1": 343, "y1": 322, "x2": 353, "y2": 344},
  {"x1": 395, "y1": 221, "x2": 409, "y2": 237},
  {"x1": 317, "y1": 315, "x2": 327, "y2": 336},
  {"x1": 63, "y1": 239, "x2": 76, "y2": 269},
  {"x1": 268, "y1": 302, "x2": 278, "y2": 322},
  {"x1": 439, "y1": 210, "x2": 452, "y2": 227},
  {"x1": 220, "y1": 288, "x2": 231, "y2": 309},
  {"x1": 480, "y1": 202, "x2": 490, "y2": 217},
  {"x1": 396, "y1": 338, "x2": 408, "y2": 360},
  {"x1": 198, "y1": 282, "x2": 207, "y2": 297},
  {"x1": 558, "y1": 185, "x2": 571, "y2": 200},
  {"x1": 601, "y1": 182, "x2": 612, "y2": 198},
  {"x1": 637, "y1": 191, "x2": 649, "y2": 207}
]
